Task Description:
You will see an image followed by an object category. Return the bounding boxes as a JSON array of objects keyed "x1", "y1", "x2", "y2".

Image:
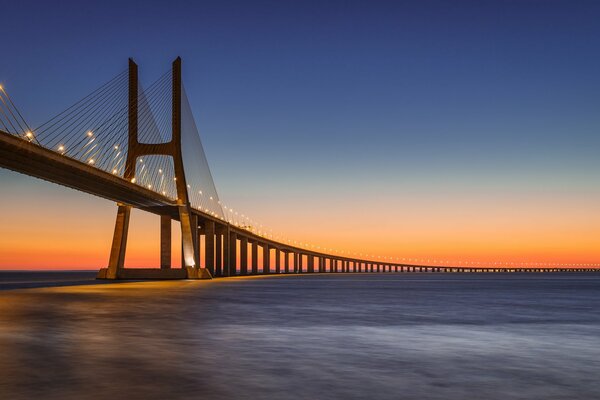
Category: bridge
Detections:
[{"x1": 0, "y1": 58, "x2": 597, "y2": 279}]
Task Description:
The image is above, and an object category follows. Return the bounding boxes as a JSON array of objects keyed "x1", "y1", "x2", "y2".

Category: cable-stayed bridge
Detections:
[{"x1": 0, "y1": 58, "x2": 596, "y2": 279}]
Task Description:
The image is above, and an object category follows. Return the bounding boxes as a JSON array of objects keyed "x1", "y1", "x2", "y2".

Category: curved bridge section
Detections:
[{"x1": 0, "y1": 59, "x2": 597, "y2": 278}]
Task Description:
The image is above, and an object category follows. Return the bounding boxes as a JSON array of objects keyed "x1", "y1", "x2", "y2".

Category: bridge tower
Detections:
[{"x1": 102, "y1": 57, "x2": 210, "y2": 279}]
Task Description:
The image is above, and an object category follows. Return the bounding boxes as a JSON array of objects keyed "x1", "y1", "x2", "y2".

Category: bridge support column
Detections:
[
  {"x1": 308, "y1": 255, "x2": 314, "y2": 273},
  {"x1": 190, "y1": 214, "x2": 199, "y2": 268},
  {"x1": 160, "y1": 215, "x2": 171, "y2": 269},
  {"x1": 298, "y1": 254, "x2": 304, "y2": 273},
  {"x1": 104, "y1": 204, "x2": 131, "y2": 279},
  {"x1": 215, "y1": 229, "x2": 223, "y2": 276},
  {"x1": 251, "y1": 241, "x2": 258, "y2": 274},
  {"x1": 204, "y1": 220, "x2": 215, "y2": 275},
  {"x1": 228, "y1": 231, "x2": 237, "y2": 276},
  {"x1": 240, "y1": 236, "x2": 248, "y2": 275},
  {"x1": 275, "y1": 249, "x2": 281, "y2": 273},
  {"x1": 263, "y1": 244, "x2": 270, "y2": 274},
  {"x1": 284, "y1": 252, "x2": 290, "y2": 273}
]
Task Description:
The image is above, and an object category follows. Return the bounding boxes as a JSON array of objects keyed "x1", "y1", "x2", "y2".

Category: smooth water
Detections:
[{"x1": 1, "y1": 273, "x2": 599, "y2": 399}]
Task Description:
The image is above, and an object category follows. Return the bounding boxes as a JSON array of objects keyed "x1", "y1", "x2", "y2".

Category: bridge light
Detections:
[
  {"x1": 139, "y1": 158, "x2": 143, "y2": 163},
  {"x1": 58, "y1": 145, "x2": 65, "y2": 152},
  {"x1": 158, "y1": 169, "x2": 163, "y2": 174},
  {"x1": 88, "y1": 159, "x2": 95, "y2": 165},
  {"x1": 26, "y1": 131, "x2": 33, "y2": 139},
  {"x1": 112, "y1": 169, "x2": 118, "y2": 174},
  {"x1": 131, "y1": 178, "x2": 136, "y2": 183},
  {"x1": 87, "y1": 131, "x2": 93, "y2": 137},
  {"x1": 114, "y1": 145, "x2": 119, "y2": 150},
  {"x1": 147, "y1": 184, "x2": 152, "y2": 189}
]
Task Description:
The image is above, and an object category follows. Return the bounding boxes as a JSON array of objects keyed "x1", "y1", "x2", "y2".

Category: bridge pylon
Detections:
[{"x1": 98, "y1": 57, "x2": 211, "y2": 280}]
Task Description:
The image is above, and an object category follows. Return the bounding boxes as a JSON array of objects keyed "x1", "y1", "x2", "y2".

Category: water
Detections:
[{"x1": 1, "y1": 273, "x2": 599, "y2": 399}]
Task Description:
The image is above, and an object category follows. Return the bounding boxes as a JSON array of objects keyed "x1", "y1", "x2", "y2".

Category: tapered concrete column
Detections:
[
  {"x1": 251, "y1": 241, "x2": 258, "y2": 274},
  {"x1": 215, "y1": 230, "x2": 222, "y2": 276},
  {"x1": 284, "y1": 252, "x2": 290, "y2": 273},
  {"x1": 307, "y1": 255, "x2": 314, "y2": 273},
  {"x1": 190, "y1": 214, "x2": 199, "y2": 268},
  {"x1": 395, "y1": 265, "x2": 398, "y2": 272},
  {"x1": 298, "y1": 254, "x2": 303, "y2": 273},
  {"x1": 106, "y1": 204, "x2": 131, "y2": 279},
  {"x1": 263, "y1": 244, "x2": 270, "y2": 274},
  {"x1": 222, "y1": 229, "x2": 229, "y2": 275},
  {"x1": 160, "y1": 215, "x2": 171, "y2": 269},
  {"x1": 228, "y1": 231, "x2": 237, "y2": 276},
  {"x1": 275, "y1": 249, "x2": 281, "y2": 273},
  {"x1": 204, "y1": 220, "x2": 215, "y2": 275},
  {"x1": 240, "y1": 236, "x2": 248, "y2": 275}
]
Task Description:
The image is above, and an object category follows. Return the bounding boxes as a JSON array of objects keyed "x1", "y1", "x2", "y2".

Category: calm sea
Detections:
[{"x1": 1, "y1": 272, "x2": 599, "y2": 399}]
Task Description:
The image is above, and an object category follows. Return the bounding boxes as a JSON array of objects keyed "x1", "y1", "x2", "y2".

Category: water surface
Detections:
[{"x1": 1, "y1": 273, "x2": 599, "y2": 399}]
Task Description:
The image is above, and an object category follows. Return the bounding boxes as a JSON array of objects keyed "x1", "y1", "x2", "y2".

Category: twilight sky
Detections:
[{"x1": 1, "y1": 0, "x2": 599, "y2": 269}]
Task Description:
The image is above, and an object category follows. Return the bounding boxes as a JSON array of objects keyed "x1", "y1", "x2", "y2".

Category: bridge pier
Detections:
[
  {"x1": 252, "y1": 241, "x2": 258, "y2": 274},
  {"x1": 263, "y1": 244, "x2": 270, "y2": 274},
  {"x1": 102, "y1": 204, "x2": 131, "y2": 279},
  {"x1": 228, "y1": 231, "x2": 237, "y2": 276},
  {"x1": 240, "y1": 236, "x2": 248, "y2": 275},
  {"x1": 284, "y1": 252, "x2": 290, "y2": 273},
  {"x1": 204, "y1": 220, "x2": 215, "y2": 275},
  {"x1": 215, "y1": 228, "x2": 223, "y2": 276},
  {"x1": 276, "y1": 249, "x2": 281, "y2": 273},
  {"x1": 191, "y1": 214, "x2": 199, "y2": 269},
  {"x1": 160, "y1": 214, "x2": 171, "y2": 269}
]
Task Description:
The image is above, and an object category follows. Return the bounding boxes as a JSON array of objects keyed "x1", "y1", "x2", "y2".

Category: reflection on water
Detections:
[{"x1": 1, "y1": 273, "x2": 600, "y2": 399}]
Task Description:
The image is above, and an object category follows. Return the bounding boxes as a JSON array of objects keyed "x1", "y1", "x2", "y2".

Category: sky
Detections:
[{"x1": 1, "y1": 0, "x2": 599, "y2": 269}]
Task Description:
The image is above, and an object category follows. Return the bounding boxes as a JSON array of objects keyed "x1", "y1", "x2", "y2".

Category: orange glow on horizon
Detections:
[{"x1": 0, "y1": 171, "x2": 598, "y2": 270}]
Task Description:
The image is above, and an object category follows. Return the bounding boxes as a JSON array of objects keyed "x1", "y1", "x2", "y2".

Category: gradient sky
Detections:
[{"x1": 1, "y1": 0, "x2": 600, "y2": 269}]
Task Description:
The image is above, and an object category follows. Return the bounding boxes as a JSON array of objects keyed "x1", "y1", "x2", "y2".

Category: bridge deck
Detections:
[{"x1": 0, "y1": 130, "x2": 175, "y2": 212}]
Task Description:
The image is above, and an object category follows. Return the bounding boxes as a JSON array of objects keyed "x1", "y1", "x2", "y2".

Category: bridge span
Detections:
[{"x1": 0, "y1": 58, "x2": 597, "y2": 279}]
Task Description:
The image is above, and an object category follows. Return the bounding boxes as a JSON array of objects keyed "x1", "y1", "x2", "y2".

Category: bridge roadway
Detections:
[{"x1": 1, "y1": 129, "x2": 597, "y2": 277}]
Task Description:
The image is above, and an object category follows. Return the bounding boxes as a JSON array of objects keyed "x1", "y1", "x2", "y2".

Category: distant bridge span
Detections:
[{"x1": 0, "y1": 58, "x2": 596, "y2": 278}]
